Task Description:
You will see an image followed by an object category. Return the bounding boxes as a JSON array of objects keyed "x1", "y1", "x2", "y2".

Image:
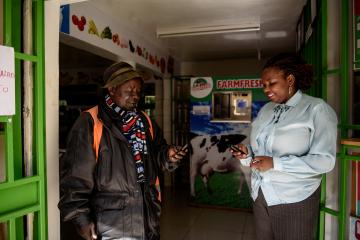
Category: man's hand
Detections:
[
  {"x1": 76, "y1": 222, "x2": 97, "y2": 240},
  {"x1": 168, "y1": 144, "x2": 188, "y2": 163}
]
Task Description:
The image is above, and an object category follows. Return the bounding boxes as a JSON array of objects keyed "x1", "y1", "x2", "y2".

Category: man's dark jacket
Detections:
[{"x1": 58, "y1": 101, "x2": 176, "y2": 239}]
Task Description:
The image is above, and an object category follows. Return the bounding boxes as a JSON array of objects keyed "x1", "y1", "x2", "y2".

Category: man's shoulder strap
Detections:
[
  {"x1": 140, "y1": 111, "x2": 154, "y2": 139},
  {"x1": 85, "y1": 106, "x2": 102, "y2": 161}
]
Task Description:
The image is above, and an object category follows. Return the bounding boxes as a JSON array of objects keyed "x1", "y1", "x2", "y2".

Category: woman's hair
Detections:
[{"x1": 263, "y1": 53, "x2": 314, "y2": 90}]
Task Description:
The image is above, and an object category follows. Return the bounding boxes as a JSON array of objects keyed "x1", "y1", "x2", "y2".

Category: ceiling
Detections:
[{"x1": 85, "y1": 0, "x2": 307, "y2": 61}]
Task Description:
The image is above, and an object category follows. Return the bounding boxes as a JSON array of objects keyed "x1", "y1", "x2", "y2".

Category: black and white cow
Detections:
[{"x1": 189, "y1": 134, "x2": 250, "y2": 197}]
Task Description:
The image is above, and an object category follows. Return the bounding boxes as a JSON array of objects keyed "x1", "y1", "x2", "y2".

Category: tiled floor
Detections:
[{"x1": 160, "y1": 187, "x2": 256, "y2": 240}]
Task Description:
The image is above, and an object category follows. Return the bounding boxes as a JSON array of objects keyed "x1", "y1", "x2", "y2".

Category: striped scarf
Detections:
[{"x1": 105, "y1": 94, "x2": 147, "y2": 183}]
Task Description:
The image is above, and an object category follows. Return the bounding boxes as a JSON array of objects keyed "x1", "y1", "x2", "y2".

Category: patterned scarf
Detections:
[
  {"x1": 273, "y1": 104, "x2": 291, "y2": 124},
  {"x1": 105, "y1": 94, "x2": 147, "y2": 183}
]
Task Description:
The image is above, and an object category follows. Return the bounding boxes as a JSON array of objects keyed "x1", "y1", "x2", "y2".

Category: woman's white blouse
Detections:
[{"x1": 240, "y1": 90, "x2": 338, "y2": 206}]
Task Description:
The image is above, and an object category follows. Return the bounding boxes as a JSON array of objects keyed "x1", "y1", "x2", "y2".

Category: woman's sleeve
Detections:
[
  {"x1": 58, "y1": 113, "x2": 97, "y2": 226},
  {"x1": 272, "y1": 102, "x2": 338, "y2": 178}
]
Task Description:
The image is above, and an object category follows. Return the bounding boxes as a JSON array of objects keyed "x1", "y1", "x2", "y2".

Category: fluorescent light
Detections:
[
  {"x1": 223, "y1": 32, "x2": 259, "y2": 41},
  {"x1": 60, "y1": 0, "x2": 88, "y2": 4},
  {"x1": 265, "y1": 31, "x2": 287, "y2": 38},
  {"x1": 157, "y1": 24, "x2": 260, "y2": 38}
]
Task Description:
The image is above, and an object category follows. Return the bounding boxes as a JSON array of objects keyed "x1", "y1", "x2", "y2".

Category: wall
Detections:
[
  {"x1": 45, "y1": 1, "x2": 60, "y2": 239},
  {"x1": 67, "y1": 1, "x2": 172, "y2": 76},
  {"x1": 181, "y1": 58, "x2": 267, "y2": 77},
  {"x1": 325, "y1": 0, "x2": 341, "y2": 239},
  {"x1": 326, "y1": 0, "x2": 341, "y2": 112}
]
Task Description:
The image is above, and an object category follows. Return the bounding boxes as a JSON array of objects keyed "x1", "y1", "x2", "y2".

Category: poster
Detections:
[
  {"x1": 0, "y1": 45, "x2": 15, "y2": 116},
  {"x1": 189, "y1": 76, "x2": 266, "y2": 209}
]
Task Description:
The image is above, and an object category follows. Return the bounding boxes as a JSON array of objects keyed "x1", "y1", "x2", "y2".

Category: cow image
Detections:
[{"x1": 189, "y1": 134, "x2": 250, "y2": 197}]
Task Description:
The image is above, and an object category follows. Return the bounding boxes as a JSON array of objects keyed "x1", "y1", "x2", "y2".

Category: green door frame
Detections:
[
  {"x1": 303, "y1": 0, "x2": 360, "y2": 239},
  {"x1": 301, "y1": 0, "x2": 360, "y2": 239},
  {"x1": 0, "y1": 0, "x2": 47, "y2": 239}
]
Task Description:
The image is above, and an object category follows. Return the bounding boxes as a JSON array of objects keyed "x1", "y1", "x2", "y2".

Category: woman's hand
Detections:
[
  {"x1": 230, "y1": 144, "x2": 248, "y2": 160},
  {"x1": 250, "y1": 156, "x2": 273, "y2": 172}
]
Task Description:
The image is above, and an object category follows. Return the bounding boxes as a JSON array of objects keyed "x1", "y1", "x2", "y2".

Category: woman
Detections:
[{"x1": 232, "y1": 53, "x2": 337, "y2": 240}]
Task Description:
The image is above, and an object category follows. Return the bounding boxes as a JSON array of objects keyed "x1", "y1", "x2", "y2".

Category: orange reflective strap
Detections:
[
  {"x1": 85, "y1": 106, "x2": 102, "y2": 162},
  {"x1": 141, "y1": 111, "x2": 153, "y2": 139},
  {"x1": 155, "y1": 176, "x2": 161, "y2": 202},
  {"x1": 142, "y1": 111, "x2": 161, "y2": 202},
  {"x1": 141, "y1": 111, "x2": 161, "y2": 201}
]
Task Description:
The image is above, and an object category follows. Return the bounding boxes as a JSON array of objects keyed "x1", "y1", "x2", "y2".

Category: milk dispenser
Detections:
[
  {"x1": 212, "y1": 91, "x2": 252, "y2": 122},
  {"x1": 189, "y1": 76, "x2": 267, "y2": 210}
]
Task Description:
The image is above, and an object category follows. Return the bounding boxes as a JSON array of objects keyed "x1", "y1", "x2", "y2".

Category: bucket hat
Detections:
[{"x1": 103, "y1": 62, "x2": 143, "y2": 88}]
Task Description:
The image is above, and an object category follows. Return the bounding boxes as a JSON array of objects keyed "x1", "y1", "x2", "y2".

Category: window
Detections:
[{"x1": 211, "y1": 91, "x2": 252, "y2": 123}]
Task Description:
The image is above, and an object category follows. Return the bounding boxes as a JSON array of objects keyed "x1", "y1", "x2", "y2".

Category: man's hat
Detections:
[{"x1": 103, "y1": 62, "x2": 143, "y2": 88}]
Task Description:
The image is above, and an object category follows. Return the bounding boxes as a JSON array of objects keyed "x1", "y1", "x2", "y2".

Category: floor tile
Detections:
[
  {"x1": 243, "y1": 214, "x2": 256, "y2": 236},
  {"x1": 160, "y1": 186, "x2": 253, "y2": 240},
  {"x1": 191, "y1": 208, "x2": 248, "y2": 233},
  {"x1": 241, "y1": 233, "x2": 257, "y2": 240},
  {"x1": 183, "y1": 228, "x2": 243, "y2": 240}
]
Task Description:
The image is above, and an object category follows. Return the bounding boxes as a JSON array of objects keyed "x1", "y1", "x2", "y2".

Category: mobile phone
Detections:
[
  {"x1": 180, "y1": 144, "x2": 188, "y2": 151},
  {"x1": 230, "y1": 145, "x2": 246, "y2": 155},
  {"x1": 177, "y1": 144, "x2": 188, "y2": 153},
  {"x1": 251, "y1": 159, "x2": 261, "y2": 164}
]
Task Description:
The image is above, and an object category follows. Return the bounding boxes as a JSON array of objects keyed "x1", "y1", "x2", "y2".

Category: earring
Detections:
[{"x1": 288, "y1": 86, "x2": 292, "y2": 95}]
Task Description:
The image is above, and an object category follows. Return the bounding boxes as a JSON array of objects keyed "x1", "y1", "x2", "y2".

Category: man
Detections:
[{"x1": 58, "y1": 62, "x2": 187, "y2": 240}]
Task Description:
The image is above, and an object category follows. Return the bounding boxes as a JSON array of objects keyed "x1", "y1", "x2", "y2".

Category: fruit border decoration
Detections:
[{"x1": 71, "y1": 14, "x2": 174, "y2": 74}]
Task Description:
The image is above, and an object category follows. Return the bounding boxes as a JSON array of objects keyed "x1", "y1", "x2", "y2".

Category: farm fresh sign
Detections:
[
  {"x1": 0, "y1": 45, "x2": 15, "y2": 116},
  {"x1": 216, "y1": 78, "x2": 263, "y2": 90}
]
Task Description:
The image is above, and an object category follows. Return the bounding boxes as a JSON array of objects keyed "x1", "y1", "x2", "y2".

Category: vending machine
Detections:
[{"x1": 189, "y1": 76, "x2": 267, "y2": 209}]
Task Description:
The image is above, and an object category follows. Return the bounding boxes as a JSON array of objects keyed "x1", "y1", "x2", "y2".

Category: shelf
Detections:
[{"x1": 341, "y1": 138, "x2": 360, "y2": 147}]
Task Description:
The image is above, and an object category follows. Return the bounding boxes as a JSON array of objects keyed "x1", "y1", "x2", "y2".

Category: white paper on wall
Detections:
[{"x1": 0, "y1": 45, "x2": 15, "y2": 116}]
